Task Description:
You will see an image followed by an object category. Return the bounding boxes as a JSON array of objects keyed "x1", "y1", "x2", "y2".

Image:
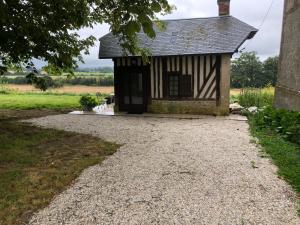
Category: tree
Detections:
[
  {"x1": 231, "y1": 52, "x2": 279, "y2": 88},
  {"x1": 0, "y1": 0, "x2": 173, "y2": 74},
  {"x1": 231, "y1": 52, "x2": 264, "y2": 88},
  {"x1": 26, "y1": 73, "x2": 51, "y2": 91},
  {"x1": 263, "y1": 56, "x2": 278, "y2": 86}
]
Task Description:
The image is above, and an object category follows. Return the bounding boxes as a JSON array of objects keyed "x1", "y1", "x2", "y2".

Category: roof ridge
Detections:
[
  {"x1": 227, "y1": 16, "x2": 258, "y2": 31},
  {"x1": 160, "y1": 15, "x2": 231, "y2": 22}
]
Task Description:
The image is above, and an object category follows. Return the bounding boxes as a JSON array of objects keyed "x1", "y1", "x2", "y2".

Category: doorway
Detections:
[{"x1": 119, "y1": 66, "x2": 148, "y2": 114}]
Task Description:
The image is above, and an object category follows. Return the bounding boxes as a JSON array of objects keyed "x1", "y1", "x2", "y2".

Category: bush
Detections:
[
  {"x1": 79, "y1": 95, "x2": 98, "y2": 111},
  {"x1": 251, "y1": 106, "x2": 300, "y2": 145},
  {"x1": 25, "y1": 74, "x2": 64, "y2": 91},
  {"x1": 33, "y1": 76, "x2": 54, "y2": 91},
  {"x1": 238, "y1": 89, "x2": 274, "y2": 108}
]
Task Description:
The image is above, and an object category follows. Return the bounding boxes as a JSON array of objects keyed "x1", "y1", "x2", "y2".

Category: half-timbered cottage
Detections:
[{"x1": 98, "y1": 0, "x2": 257, "y2": 115}]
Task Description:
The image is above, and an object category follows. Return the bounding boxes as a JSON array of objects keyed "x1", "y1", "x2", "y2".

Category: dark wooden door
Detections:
[{"x1": 119, "y1": 66, "x2": 148, "y2": 113}]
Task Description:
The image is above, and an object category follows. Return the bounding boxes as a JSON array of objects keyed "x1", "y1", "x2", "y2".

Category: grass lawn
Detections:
[
  {"x1": 0, "y1": 110, "x2": 119, "y2": 225},
  {"x1": 0, "y1": 93, "x2": 82, "y2": 110},
  {"x1": 249, "y1": 118, "x2": 300, "y2": 214}
]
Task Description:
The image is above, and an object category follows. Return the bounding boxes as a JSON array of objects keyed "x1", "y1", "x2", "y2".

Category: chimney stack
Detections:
[{"x1": 218, "y1": 0, "x2": 230, "y2": 16}]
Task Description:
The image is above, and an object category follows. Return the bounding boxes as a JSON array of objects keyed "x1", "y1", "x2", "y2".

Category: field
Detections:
[
  {"x1": 230, "y1": 87, "x2": 275, "y2": 97},
  {"x1": 6, "y1": 84, "x2": 114, "y2": 94},
  {"x1": 0, "y1": 84, "x2": 113, "y2": 110}
]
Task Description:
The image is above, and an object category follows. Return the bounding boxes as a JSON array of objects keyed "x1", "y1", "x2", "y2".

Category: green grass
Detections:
[
  {"x1": 0, "y1": 93, "x2": 82, "y2": 110},
  {"x1": 0, "y1": 110, "x2": 119, "y2": 225},
  {"x1": 238, "y1": 88, "x2": 274, "y2": 108},
  {"x1": 249, "y1": 117, "x2": 300, "y2": 214}
]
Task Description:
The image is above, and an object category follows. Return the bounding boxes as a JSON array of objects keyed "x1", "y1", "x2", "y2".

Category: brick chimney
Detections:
[{"x1": 218, "y1": 0, "x2": 231, "y2": 16}]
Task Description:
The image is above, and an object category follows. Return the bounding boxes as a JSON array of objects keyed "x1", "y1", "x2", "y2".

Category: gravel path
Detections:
[{"x1": 26, "y1": 115, "x2": 299, "y2": 225}]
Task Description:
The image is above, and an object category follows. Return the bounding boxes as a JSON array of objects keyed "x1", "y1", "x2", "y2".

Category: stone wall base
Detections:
[
  {"x1": 148, "y1": 100, "x2": 229, "y2": 116},
  {"x1": 274, "y1": 86, "x2": 300, "y2": 111}
]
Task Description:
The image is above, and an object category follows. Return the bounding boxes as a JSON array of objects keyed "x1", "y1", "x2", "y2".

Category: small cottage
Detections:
[{"x1": 98, "y1": 0, "x2": 257, "y2": 115}]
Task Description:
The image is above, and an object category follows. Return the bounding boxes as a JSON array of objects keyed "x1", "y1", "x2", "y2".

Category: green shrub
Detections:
[
  {"x1": 251, "y1": 106, "x2": 300, "y2": 145},
  {"x1": 0, "y1": 75, "x2": 9, "y2": 84},
  {"x1": 238, "y1": 89, "x2": 274, "y2": 108},
  {"x1": 26, "y1": 74, "x2": 64, "y2": 91},
  {"x1": 79, "y1": 95, "x2": 98, "y2": 111},
  {"x1": 0, "y1": 76, "x2": 10, "y2": 94},
  {"x1": 34, "y1": 76, "x2": 54, "y2": 91}
]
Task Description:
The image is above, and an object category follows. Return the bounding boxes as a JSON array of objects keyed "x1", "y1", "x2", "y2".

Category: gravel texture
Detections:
[{"x1": 26, "y1": 114, "x2": 300, "y2": 225}]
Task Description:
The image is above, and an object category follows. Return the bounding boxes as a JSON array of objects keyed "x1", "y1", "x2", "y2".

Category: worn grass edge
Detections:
[
  {"x1": 0, "y1": 117, "x2": 120, "y2": 225},
  {"x1": 248, "y1": 117, "x2": 300, "y2": 216}
]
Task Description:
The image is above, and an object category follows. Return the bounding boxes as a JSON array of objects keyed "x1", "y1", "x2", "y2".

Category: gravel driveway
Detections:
[{"x1": 26, "y1": 114, "x2": 299, "y2": 225}]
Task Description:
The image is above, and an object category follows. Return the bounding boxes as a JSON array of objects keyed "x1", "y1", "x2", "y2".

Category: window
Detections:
[
  {"x1": 167, "y1": 73, "x2": 192, "y2": 98},
  {"x1": 168, "y1": 74, "x2": 179, "y2": 97},
  {"x1": 180, "y1": 75, "x2": 192, "y2": 97}
]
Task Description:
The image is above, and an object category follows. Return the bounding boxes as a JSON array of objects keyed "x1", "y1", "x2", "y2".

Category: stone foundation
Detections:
[
  {"x1": 148, "y1": 100, "x2": 229, "y2": 116},
  {"x1": 274, "y1": 86, "x2": 300, "y2": 111}
]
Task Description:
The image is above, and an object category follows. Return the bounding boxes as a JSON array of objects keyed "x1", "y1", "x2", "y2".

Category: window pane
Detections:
[
  {"x1": 168, "y1": 74, "x2": 179, "y2": 97},
  {"x1": 180, "y1": 75, "x2": 192, "y2": 97}
]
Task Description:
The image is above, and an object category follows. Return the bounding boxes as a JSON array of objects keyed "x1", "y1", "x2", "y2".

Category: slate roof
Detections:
[{"x1": 98, "y1": 16, "x2": 257, "y2": 58}]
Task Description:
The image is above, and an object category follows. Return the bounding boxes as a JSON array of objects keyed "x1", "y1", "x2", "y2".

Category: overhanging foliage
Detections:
[{"x1": 0, "y1": 0, "x2": 173, "y2": 71}]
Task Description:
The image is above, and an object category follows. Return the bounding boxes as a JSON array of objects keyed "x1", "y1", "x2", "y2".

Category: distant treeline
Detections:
[
  {"x1": 3, "y1": 67, "x2": 113, "y2": 76},
  {"x1": 64, "y1": 76, "x2": 113, "y2": 86},
  {"x1": 75, "y1": 66, "x2": 113, "y2": 73},
  {"x1": 231, "y1": 52, "x2": 278, "y2": 88},
  {"x1": 1, "y1": 76, "x2": 114, "y2": 87}
]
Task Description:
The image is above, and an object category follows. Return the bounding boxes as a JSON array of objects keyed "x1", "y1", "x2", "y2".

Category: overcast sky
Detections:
[{"x1": 78, "y1": 0, "x2": 284, "y2": 68}]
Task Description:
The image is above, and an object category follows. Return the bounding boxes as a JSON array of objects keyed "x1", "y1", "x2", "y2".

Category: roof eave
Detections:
[
  {"x1": 233, "y1": 29, "x2": 258, "y2": 53},
  {"x1": 99, "y1": 52, "x2": 235, "y2": 59},
  {"x1": 247, "y1": 30, "x2": 258, "y2": 39}
]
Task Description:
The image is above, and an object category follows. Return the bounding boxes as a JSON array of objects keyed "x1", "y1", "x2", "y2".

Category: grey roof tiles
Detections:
[{"x1": 98, "y1": 16, "x2": 257, "y2": 58}]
